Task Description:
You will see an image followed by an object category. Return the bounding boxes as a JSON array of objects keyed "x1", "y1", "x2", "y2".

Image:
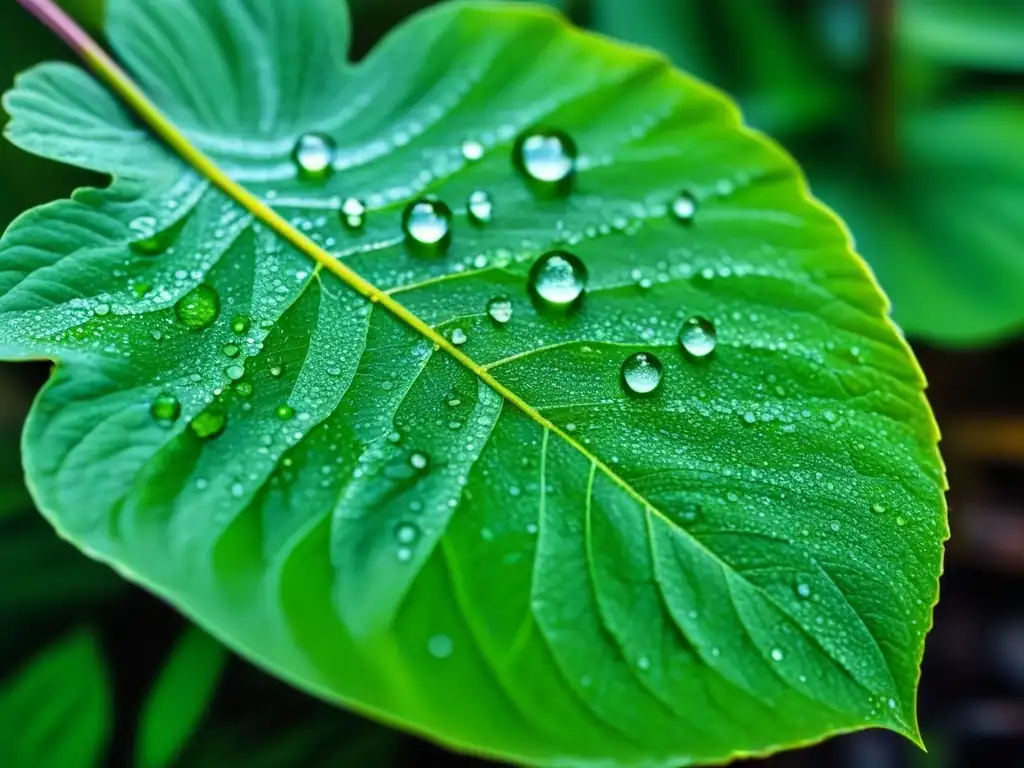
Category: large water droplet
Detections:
[
  {"x1": 341, "y1": 197, "x2": 365, "y2": 230},
  {"x1": 621, "y1": 352, "x2": 664, "y2": 395},
  {"x1": 402, "y1": 197, "x2": 452, "y2": 253},
  {"x1": 486, "y1": 296, "x2": 513, "y2": 325},
  {"x1": 467, "y1": 190, "x2": 493, "y2": 225},
  {"x1": 150, "y1": 393, "x2": 181, "y2": 425},
  {"x1": 292, "y1": 133, "x2": 335, "y2": 180},
  {"x1": 514, "y1": 130, "x2": 577, "y2": 194},
  {"x1": 190, "y1": 406, "x2": 226, "y2": 440},
  {"x1": 528, "y1": 251, "x2": 587, "y2": 308},
  {"x1": 671, "y1": 191, "x2": 698, "y2": 224},
  {"x1": 679, "y1": 316, "x2": 717, "y2": 358},
  {"x1": 175, "y1": 285, "x2": 220, "y2": 330}
]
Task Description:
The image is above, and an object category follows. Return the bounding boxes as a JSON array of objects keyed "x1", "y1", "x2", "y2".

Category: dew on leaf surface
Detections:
[
  {"x1": 671, "y1": 191, "x2": 698, "y2": 223},
  {"x1": 409, "y1": 451, "x2": 430, "y2": 472},
  {"x1": 225, "y1": 364, "x2": 245, "y2": 381},
  {"x1": 395, "y1": 522, "x2": 420, "y2": 546},
  {"x1": 467, "y1": 190, "x2": 493, "y2": 225},
  {"x1": 276, "y1": 403, "x2": 295, "y2": 421},
  {"x1": 190, "y1": 406, "x2": 226, "y2": 440},
  {"x1": 528, "y1": 251, "x2": 587, "y2": 308},
  {"x1": 402, "y1": 197, "x2": 452, "y2": 252},
  {"x1": 450, "y1": 328, "x2": 468, "y2": 346},
  {"x1": 150, "y1": 393, "x2": 181, "y2": 425},
  {"x1": 341, "y1": 197, "x2": 366, "y2": 230},
  {"x1": 231, "y1": 313, "x2": 251, "y2": 335},
  {"x1": 174, "y1": 285, "x2": 220, "y2": 330},
  {"x1": 486, "y1": 296, "x2": 513, "y2": 325},
  {"x1": 679, "y1": 316, "x2": 717, "y2": 358},
  {"x1": 427, "y1": 634, "x2": 453, "y2": 659},
  {"x1": 621, "y1": 352, "x2": 664, "y2": 395},
  {"x1": 796, "y1": 582, "x2": 812, "y2": 599},
  {"x1": 461, "y1": 139, "x2": 484, "y2": 161},
  {"x1": 292, "y1": 133, "x2": 336, "y2": 180},
  {"x1": 771, "y1": 648, "x2": 784, "y2": 662},
  {"x1": 222, "y1": 343, "x2": 240, "y2": 358},
  {"x1": 514, "y1": 129, "x2": 577, "y2": 194},
  {"x1": 235, "y1": 381, "x2": 253, "y2": 398}
]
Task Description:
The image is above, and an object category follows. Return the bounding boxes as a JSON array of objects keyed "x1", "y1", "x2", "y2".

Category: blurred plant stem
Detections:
[{"x1": 869, "y1": 0, "x2": 897, "y2": 170}]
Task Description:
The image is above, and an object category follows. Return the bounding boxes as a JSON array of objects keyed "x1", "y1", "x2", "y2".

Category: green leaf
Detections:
[
  {"x1": 902, "y1": 0, "x2": 1024, "y2": 71},
  {"x1": 0, "y1": 631, "x2": 112, "y2": 767},
  {"x1": 1, "y1": 0, "x2": 946, "y2": 765},
  {"x1": 812, "y1": 97, "x2": 1024, "y2": 346},
  {"x1": 135, "y1": 627, "x2": 228, "y2": 768}
]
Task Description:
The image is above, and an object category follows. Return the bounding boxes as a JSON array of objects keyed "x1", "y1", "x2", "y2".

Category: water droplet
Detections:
[
  {"x1": 637, "y1": 656, "x2": 651, "y2": 670},
  {"x1": 231, "y1": 314, "x2": 251, "y2": 335},
  {"x1": 225, "y1": 364, "x2": 245, "y2": 381},
  {"x1": 450, "y1": 328, "x2": 468, "y2": 346},
  {"x1": 276, "y1": 403, "x2": 295, "y2": 421},
  {"x1": 292, "y1": 133, "x2": 336, "y2": 180},
  {"x1": 887, "y1": 698, "x2": 896, "y2": 709},
  {"x1": 796, "y1": 582, "x2": 812, "y2": 599},
  {"x1": 340, "y1": 197, "x2": 365, "y2": 230},
  {"x1": 190, "y1": 406, "x2": 226, "y2": 440},
  {"x1": 427, "y1": 634, "x2": 453, "y2": 659},
  {"x1": 896, "y1": 516, "x2": 906, "y2": 527},
  {"x1": 514, "y1": 129, "x2": 576, "y2": 194},
  {"x1": 830, "y1": 520, "x2": 841, "y2": 532},
  {"x1": 150, "y1": 393, "x2": 181, "y2": 425},
  {"x1": 397, "y1": 547, "x2": 412, "y2": 562},
  {"x1": 871, "y1": 503, "x2": 886, "y2": 514},
  {"x1": 409, "y1": 451, "x2": 430, "y2": 472},
  {"x1": 269, "y1": 364, "x2": 283, "y2": 378},
  {"x1": 175, "y1": 285, "x2": 220, "y2": 330},
  {"x1": 235, "y1": 381, "x2": 253, "y2": 398},
  {"x1": 461, "y1": 139, "x2": 484, "y2": 161},
  {"x1": 467, "y1": 190, "x2": 493, "y2": 225},
  {"x1": 395, "y1": 522, "x2": 420, "y2": 545},
  {"x1": 771, "y1": 648, "x2": 784, "y2": 662},
  {"x1": 671, "y1": 191, "x2": 698, "y2": 224},
  {"x1": 402, "y1": 197, "x2": 452, "y2": 253},
  {"x1": 486, "y1": 296, "x2": 513, "y2": 325},
  {"x1": 621, "y1": 352, "x2": 663, "y2": 395},
  {"x1": 222, "y1": 343, "x2": 240, "y2": 358},
  {"x1": 679, "y1": 316, "x2": 717, "y2": 358},
  {"x1": 94, "y1": 303, "x2": 110, "y2": 316},
  {"x1": 528, "y1": 250, "x2": 587, "y2": 308}
]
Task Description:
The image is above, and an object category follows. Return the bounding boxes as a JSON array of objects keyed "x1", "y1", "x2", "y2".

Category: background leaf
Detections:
[
  {"x1": 0, "y1": 631, "x2": 112, "y2": 768},
  {"x1": 0, "y1": 1, "x2": 945, "y2": 766},
  {"x1": 135, "y1": 627, "x2": 229, "y2": 768}
]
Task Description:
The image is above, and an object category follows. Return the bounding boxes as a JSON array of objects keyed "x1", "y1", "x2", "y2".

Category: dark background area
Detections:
[{"x1": 2, "y1": 1, "x2": 1022, "y2": 766}]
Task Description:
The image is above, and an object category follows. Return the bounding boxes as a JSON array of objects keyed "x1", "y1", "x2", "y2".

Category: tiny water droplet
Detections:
[
  {"x1": 450, "y1": 328, "x2": 468, "y2": 346},
  {"x1": 292, "y1": 133, "x2": 336, "y2": 180},
  {"x1": 771, "y1": 648, "x2": 784, "y2": 662},
  {"x1": 402, "y1": 197, "x2": 452, "y2": 252},
  {"x1": 395, "y1": 522, "x2": 420, "y2": 545},
  {"x1": 409, "y1": 451, "x2": 430, "y2": 472},
  {"x1": 896, "y1": 516, "x2": 906, "y2": 527},
  {"x1": 671, "y1": 191, "x2": 698, "y2": 223},
  {"x1": 679, "y1": 316, "x2": 717, "y2": 358},
  {"x1": 222, "y1": 343, "x2": 240, "y2": 358},
  {"x1": 397, "y1": 547, "x2": 412, "y2": 562},
  {"x1": 231, "y1": 314, "x2": 251, "y2": 335},
  {"x1": 150, "y1": 393, "x2": 181, "y2": 425},
  {"x1": 796, "y1": 582, "x2": 812, "y2": 599},
  {"x1": 340, "y1": 197, "x2": 366, "y2": 230},
  {"x1": 428, "y1": 634, "x2": 453, "y2": 659},
  {"x1": 225, "y1": 364, "x2": 245, "y2": 381},
  {"x1": 467, "y1": 190, "x2": 493, "y2": 225},
  {"x1": 486, "y1": 296, "x2": 513, "y2": 325},
  {"x1": 872, "y1": 503, "x2": 886, "y2": 514},
  {"x1": 175, "y1": 285, "x2": 220, "y2": 330},
  {"x1": 94, "y1": 303, "x2": 110, "y2": 316},
  {"x1": 269, "y1": 365, "x2": 283, "y2": 378},
  {"x1": 621, "y1": 352, "x2": 663, "y2": 395},
  {"x1": 637, "y1": 655, "x2": 651, "y2": 670},
  {"x1": 528, "y1": 251, "x2": 587, "y2": 308},
  {"x1": 514, "y1": 129, "x2": 577, "y2": 194},
  {"x1": 235, "y1": 381, "x2": 253, "y2": 398},
  {"x1": 276, "y1": 403, "x2": 295, "y2": 421},
  {"x1": 190, "y1": 406, "x2": 226, "y2": 440},
  {"x1": 461, "y1": 139, "x2": 484, "y2": 161}
]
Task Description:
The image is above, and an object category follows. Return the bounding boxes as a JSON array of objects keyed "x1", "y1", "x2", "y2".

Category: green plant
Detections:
[{"x1": 1, "y1": 1, "x2": 947, "y2": 766}]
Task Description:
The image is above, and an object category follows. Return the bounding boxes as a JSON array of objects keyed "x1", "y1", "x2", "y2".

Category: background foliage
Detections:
[{"x1": 0, "y1": 1, "x2": 1020, "y2": 766}]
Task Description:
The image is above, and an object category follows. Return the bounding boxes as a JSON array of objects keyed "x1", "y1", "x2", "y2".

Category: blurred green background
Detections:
[{"x1": 2, "y1": 1, "x2": 1023, "y2": 766}]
